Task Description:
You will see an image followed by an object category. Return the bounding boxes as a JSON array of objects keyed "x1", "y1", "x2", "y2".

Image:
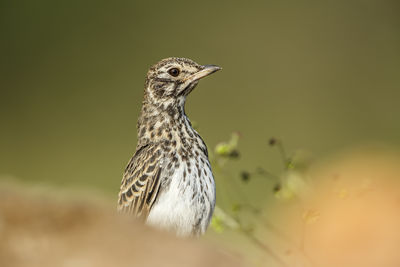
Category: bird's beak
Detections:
[{"x1": 185, "y1": 65, "x2": 222, "y2": 84}]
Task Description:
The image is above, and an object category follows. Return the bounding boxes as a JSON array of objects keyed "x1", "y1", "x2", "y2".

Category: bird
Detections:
[{"x1": 118, "y1": 57, "x2": 221, "y2": 237}]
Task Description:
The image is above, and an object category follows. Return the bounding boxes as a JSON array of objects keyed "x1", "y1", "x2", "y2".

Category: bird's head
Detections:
[{"x1": 144, "y1": 57, "x2": 221, "y2": 107}]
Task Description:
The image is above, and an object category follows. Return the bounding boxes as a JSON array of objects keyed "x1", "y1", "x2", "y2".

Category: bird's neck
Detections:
[{"x1": 136, "y1": 99, "x2": 194, "y2": 147}]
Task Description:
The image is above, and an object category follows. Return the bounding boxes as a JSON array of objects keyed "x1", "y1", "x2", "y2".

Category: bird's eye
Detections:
[{"x1": 168, "y1": 68, "x2": 180, "y2": 77}]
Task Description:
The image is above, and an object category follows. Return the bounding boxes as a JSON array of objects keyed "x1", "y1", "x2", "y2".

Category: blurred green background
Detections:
[{"x1": 1, "y1": 0, "x2": 399, "y2": 194}]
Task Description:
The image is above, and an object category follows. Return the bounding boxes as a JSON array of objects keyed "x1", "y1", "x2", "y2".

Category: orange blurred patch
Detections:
[{"x1": 302, "y1": 149, "x2": 400, "y2": 267}]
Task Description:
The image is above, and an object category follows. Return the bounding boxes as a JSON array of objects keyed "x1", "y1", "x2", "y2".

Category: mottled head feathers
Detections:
[{"x1": 144, "y1": 57, "x2": 221, "y2": 106}]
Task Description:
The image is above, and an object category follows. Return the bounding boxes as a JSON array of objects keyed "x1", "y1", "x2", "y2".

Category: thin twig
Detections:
[{"x1": 241, "y1": 229, "x2": 290, "y2": 267}]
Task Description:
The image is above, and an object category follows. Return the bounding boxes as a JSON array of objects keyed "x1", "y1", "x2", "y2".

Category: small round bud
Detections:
[
  {"x1": 273, "y1": 183, "x2": 281, "y2": 193},
  {"x1": 229, "y1": 150, "x2": 240, "y2": 159},
  {"x1": 269, "y1": 137, "x2": 277, "y2": 146},
  {"x1": 240, "y1": 171, "x2": 250, "y2": 182}
]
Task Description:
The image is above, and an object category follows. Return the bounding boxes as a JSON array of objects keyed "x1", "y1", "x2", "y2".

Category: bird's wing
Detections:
[{"x1": 117, "y1": 143, "x2": 165, "y2": 218}]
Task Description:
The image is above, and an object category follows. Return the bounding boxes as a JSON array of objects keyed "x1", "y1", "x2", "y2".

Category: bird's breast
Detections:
[{"x1": 146, "y1": 154, "x2": 215, "y2": 237}]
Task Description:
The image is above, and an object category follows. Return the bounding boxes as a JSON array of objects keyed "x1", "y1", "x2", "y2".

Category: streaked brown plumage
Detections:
[{"x1": 118, "y1": 57, "x2": 221, "y2": 236}]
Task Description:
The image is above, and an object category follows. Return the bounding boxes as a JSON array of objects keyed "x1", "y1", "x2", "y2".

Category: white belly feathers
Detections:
[{"x1": 146, "y1": 156, "x2": 215, "y2": 236}]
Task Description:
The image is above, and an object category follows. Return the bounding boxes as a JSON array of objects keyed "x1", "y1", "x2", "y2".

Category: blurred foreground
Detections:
[
  {"x1": 298, "y1": 149, "x2": 400, "y2": 267},
  {"x1": 210, "y1": 146, "x2": 400, "y2": 267},
  {"x1": 1, "y1": 148, "x2": 400, "y2": 267},
  {"x1": 0, "y1": 183, "x2": 240, "y2": 267}
]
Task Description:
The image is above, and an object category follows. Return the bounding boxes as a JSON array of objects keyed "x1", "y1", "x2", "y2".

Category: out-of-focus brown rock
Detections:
[{"x1": 0, "y1": 184, "x2": 240, "y2": 267}]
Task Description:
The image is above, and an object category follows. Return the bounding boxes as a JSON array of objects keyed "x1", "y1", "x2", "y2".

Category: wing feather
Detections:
[{"x1": 118, "y1": 143, "x2": 165, "y2": 218}]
